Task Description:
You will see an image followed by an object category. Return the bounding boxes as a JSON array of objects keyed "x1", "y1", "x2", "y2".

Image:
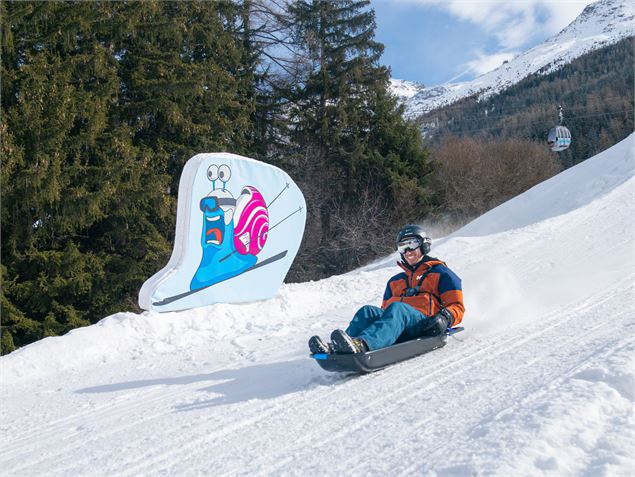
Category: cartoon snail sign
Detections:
[{"x1": 139, "y1": 153, "x2": 306, "y2": 312}]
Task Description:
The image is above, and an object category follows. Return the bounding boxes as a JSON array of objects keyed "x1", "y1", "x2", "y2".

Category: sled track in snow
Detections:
[
  {"x1": 2, "y1": 354, "x2": 324, "y2": 475},
  {"x1": 236, "y1": 287, "x2": 632, "y2": 476},
  {"x1": 2, "y1": 382, "x2": 178, "y2": 456},
  {"x1": 181, "y1": 282, "x2": 633, "y2": 476},
  {"x1": 131, "y1": 291, "x2": 630, "y2": 475},
  {"x1": 2, "y1": 280, "x2": 632, "y2": 476}
]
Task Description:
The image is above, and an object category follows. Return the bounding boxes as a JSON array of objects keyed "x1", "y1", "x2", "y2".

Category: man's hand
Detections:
[
  {"x1": 435, "y1": 308, "x2": 453, "y2": 328},
  {"x1": 427, "y1": 309, "x2": 453, "y2": 336}
]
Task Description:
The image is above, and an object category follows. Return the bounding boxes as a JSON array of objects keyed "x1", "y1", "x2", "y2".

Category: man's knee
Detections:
[
  {"x1": 384, "y1": 302, "x2": 411, "y2": 314},
  {"x1": 384, "y1": 302, "x2": 423, "y2": 327},
  {"x1": 355, "y1": 304, "x2": 380, "y2": 317}
]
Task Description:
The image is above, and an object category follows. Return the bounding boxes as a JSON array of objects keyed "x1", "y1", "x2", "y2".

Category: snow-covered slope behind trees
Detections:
[
  {"x1": 393, "y1": 0, "x2": 635, "y2": 119},
  {"x1": 1, "y1": 135, "x2": 634, "y2": 476}
]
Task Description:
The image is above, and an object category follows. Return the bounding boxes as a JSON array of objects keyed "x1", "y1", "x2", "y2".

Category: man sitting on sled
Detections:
[{"x1": 309, "y1": 224, "x2": 465, "y2": 355}]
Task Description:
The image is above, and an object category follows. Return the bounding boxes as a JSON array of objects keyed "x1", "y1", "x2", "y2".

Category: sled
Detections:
[{"x1": 311, "y1": 327, "x2": 464, "y2": 374}]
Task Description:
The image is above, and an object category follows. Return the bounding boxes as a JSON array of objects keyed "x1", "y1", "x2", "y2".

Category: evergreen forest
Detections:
[
  {"x1": 1, "y1": 1, "x2": 633, "y2": 353},
  {"x1": 418, "y1": 37, "x2": 634, "y2": 169}
]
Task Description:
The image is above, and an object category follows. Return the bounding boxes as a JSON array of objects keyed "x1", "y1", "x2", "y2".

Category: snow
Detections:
[
  {"x1": 393, "y1": 0, "x2": 635, "y2": 119},
  {"x1": 389, "y1": 78, "x2": 426, "y2": 100},
  {"x1": 1, "y1": 135, "x2": 635, "y2": 476}
]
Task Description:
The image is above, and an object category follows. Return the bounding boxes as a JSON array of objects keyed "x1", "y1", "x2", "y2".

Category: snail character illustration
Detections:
[{"x1": 190, "y1": 164, "x2": 268, "y2": 291}]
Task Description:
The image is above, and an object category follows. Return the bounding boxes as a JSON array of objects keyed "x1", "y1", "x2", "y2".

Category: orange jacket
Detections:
[{"x1": 382, "y1": 257, "x2": 465, "y2": 327}]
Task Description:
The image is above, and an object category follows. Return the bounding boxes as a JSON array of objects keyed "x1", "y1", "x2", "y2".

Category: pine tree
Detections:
[
  {"x1": 289, "y1": 1, "x2": 384, "y2": 188},
  {"x1": 282, "y1": 0, "x2": 433, "y2": 279},
  {"x1": 113, "y1": 1, "x2": 257, "y2": 188},
  {"x1": 1, "y1": 1, "x2": 259, "y2": 353}
]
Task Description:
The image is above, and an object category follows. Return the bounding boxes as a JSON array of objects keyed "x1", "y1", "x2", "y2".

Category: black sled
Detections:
[{"x1": 311, "y1": 327, "x2": 464, "y2": 374}]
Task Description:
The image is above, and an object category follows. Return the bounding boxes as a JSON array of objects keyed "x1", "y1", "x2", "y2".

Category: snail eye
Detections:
[
  {"x1": 218, "y1": 164, "x2": 231, "y2": 183},
  {"x1": 207, "y1": 164, "x2": 219, "y2": 181}
]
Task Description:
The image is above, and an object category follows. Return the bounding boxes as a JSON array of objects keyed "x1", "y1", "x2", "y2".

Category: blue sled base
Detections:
[{"x1": 311, "y1": 327, "x2": 463, "y2": 374}]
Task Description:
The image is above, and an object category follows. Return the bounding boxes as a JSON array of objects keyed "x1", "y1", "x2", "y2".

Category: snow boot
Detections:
[
  {"x1": 330, "y1": 329, "x2": 369, "y2": 354},
  {"x1": 309, "y1": 335, "x2": 331, "y2": 355}
]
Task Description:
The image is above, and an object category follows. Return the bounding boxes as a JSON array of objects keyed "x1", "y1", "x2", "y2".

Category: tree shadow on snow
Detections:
[{"x1": 76, "y1": 358, "x2": 344, "y2": 410}]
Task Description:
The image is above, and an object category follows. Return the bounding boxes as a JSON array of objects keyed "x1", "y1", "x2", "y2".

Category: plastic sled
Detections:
[{"x1": 312, "y1": 327, "x2": 464, "y2": 374}]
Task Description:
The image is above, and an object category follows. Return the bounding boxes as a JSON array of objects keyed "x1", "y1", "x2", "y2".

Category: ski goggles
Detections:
[
  {"x1": 397, "y1": 237, "x2": 422, "y2": 254},
  {"x1": 200, "y1": 196, "x2": 236, "y2": 212}
]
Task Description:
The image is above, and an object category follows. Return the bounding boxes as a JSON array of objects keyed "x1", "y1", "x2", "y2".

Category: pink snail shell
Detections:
[{"x1": 233, "y1": 186, "x2": 269, "y2": 255}]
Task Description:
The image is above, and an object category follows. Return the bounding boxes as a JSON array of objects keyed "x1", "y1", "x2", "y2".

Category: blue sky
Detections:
[{"x1": 372, "y1": 0, "x2": 594, "y2": 85}]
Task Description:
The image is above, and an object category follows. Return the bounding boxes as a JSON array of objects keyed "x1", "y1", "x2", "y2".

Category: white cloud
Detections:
[{"x1": 402, "y1": 0, "x2": 594, "y2": 49}]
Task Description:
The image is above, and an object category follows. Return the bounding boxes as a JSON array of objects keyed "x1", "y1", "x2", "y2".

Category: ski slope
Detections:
[{"x1": 2, "y1": 136, "x2": 634, "y2": 476}]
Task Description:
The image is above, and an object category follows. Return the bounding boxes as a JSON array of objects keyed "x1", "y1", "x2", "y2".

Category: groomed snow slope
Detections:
[{"x1": 2, "y1": 136, "x2": 634, "y2": 476}]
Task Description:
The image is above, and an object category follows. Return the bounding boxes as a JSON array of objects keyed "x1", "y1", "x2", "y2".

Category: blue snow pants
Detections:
[{"x1": 345, "y1": 302, "x2": 431, "y2": 351}]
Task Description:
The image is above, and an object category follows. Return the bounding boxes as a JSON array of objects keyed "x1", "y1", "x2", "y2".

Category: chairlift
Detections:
[{"x1": 547, "y1": 105, "x2": 572, "y2": 152}]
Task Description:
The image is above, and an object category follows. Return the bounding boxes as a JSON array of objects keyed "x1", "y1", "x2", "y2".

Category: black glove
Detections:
[
  {"x1": 428, "y1": 309, "x2": 453, "y2": 336},
  {"x1": 439, "y1": 308, "x2": 454, "y2": 327}
]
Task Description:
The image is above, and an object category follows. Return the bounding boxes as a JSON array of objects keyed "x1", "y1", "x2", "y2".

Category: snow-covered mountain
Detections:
[
  {"x1": 393, "y1": 0, "x2": 635, "y2": 119},
  {"x1": 1, "y1": 134, "x2": 633, "y2": 475},
  {"x1": 389, "y1": 78, "x2": 426, "y2": 100}
]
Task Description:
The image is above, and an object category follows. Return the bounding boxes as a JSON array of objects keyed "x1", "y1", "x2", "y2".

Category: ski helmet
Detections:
[{"x1": 396, "y1": 224, "x2": 431, "y2": 255}]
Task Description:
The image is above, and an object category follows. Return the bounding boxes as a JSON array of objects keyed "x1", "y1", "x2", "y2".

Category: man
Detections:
[{"x1": 309, "y1": 224, "x2": 465, "y2": 354}]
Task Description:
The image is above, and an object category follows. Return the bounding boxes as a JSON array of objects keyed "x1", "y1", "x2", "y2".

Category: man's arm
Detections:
[
  {"x1": 381, "y1": 273, "x2": 407, "y2": 310},
  {"x1": 437, "y1": 267, "x2": 465, "y2": 327}
]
